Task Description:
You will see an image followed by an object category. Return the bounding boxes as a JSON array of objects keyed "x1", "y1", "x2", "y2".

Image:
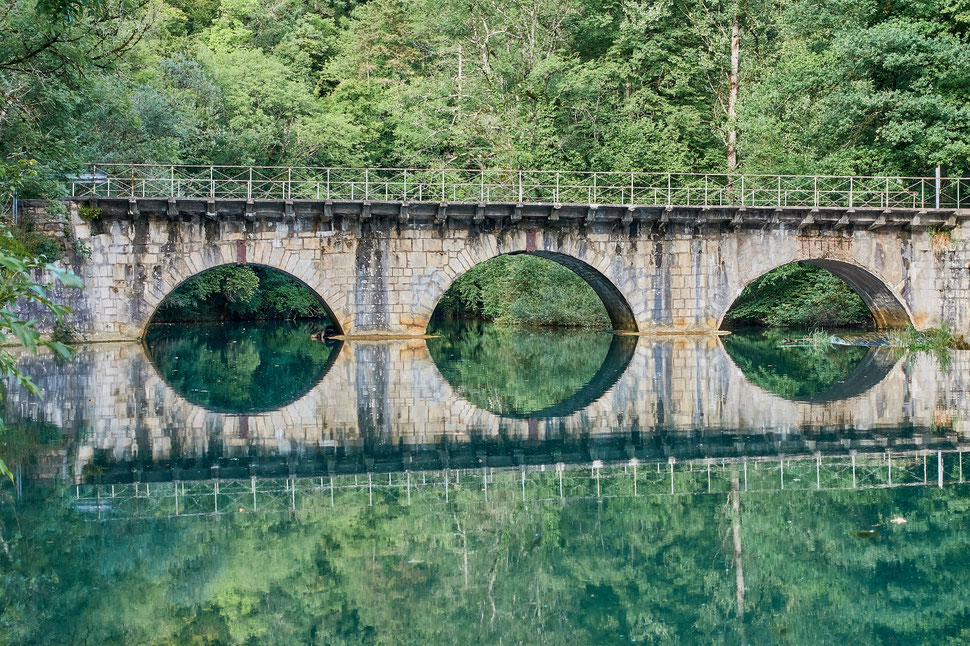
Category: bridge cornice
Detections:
[{"x1": 69, "y1": 196, "x2": 970, "y2": 231}]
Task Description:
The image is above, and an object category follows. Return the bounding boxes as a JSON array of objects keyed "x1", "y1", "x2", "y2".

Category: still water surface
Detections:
[{"x1": 3, "y1": 322, "x2": 970, "y2": 644}]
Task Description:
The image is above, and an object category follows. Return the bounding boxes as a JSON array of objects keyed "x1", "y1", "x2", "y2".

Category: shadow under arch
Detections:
[
  {"x1": 720, "y1": 259, "x2": 912, "y2": 330},
  {"x1": 526, "y1": 251, "x2": 639, "y2": 332},
  {"x1": 427, "y1": 325, "x2": 638, "y2": 419},
  {"x1": 142, "y1": 263, "x2": 345, "y2": 337}
]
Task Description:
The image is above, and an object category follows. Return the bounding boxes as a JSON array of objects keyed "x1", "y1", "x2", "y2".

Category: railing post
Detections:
[
  {"x1": 935, "y1": 166, "x2": 942, "y2": 210},
  {"x1": 630, "y1": 171, "x2": 634, "y2": 206},
  {"x1": 326, "y1": 168, "x2": 331, "y2": 200},
  {"x1": 777, "y1": 175, "x2": 782, "y2": 206},
  {"x1": 480, "y1": 169, "x2": 484, "y2": 202},
  {"x1": 441, "y1": 169, "x2": 446, "y2": 202},
  {"x1": 593, "y1": 172, "x2": 597, "y2": 204},
  {"x1": 106, "y1": 176, "x2": 111, "y2": 197},
  {"x1": 404, "y1": 169, "x2": 409, "y2": 201},
  {"x1": 171, "y1": 165, "x2": 176, "y2": 197},
  {"x1": 92, "y1": 164, "x2": 98, "y2": 197},
  {"x1": 666, "y1": 173, "x2": 671, "y2": 205},
  {"x1": 209, "y1": 165, "x2": 215, "y2": 199},
  {"x1": 740, "y1": 175, "x2": 744, "y2": 206},
  {"x1": 814, "y1": 176, "x2": 818, "y2": 208},
  {"x1": 704, "y1": 175, "x2": 708, "y2": 207},
  {"x1": 518, "y1": 170, "x2": 523, "y2": 203},
  {"x1": 849, "y1": 176, "x2": 854, "y2": 208},
  {"x1": 555, "y1": 171, "x2": 560, "y2": 203},
  {"x1": 287, "y1": 167, "x2": 292, "y2": 200},
  {"x1": 885, "y1": 176, "x2": 889, "y2": 208},
  {"x1": 365, "y1": 168, "x2": 369, "y2": 200},
  {"x1": 247, "y1": 167, "x2": 252, "y2": 200}
]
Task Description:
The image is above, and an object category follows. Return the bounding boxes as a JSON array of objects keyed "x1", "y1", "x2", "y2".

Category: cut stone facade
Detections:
[{"x1": 17, "y1": 198, "x2": 970, "y2": 338}]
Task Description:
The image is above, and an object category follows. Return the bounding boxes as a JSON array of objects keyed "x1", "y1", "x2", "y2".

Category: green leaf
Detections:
[
  {"x1": 0, "y1": 256, "x2": 28, "y2": 274},
  {"x1": 0, "y1": 458, "x2": 12, "y2": 485},
  {"x1": 9, "y1": 320, "x2": 39, "y2": 354},
  {"x1": 47, "y1": 267, "x2": 84, "y2": 289}
]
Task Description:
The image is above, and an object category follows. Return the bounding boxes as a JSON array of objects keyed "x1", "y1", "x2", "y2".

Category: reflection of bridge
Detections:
[
  {"x1": 20, "y1": 163, "x2": 970, "y2": 338},
  {"x1": 8, "y1": 336, "x2": 970, "y2": 484},
  {"x1": 69, "y1": 449, "x2": 970, "y2": 520}
]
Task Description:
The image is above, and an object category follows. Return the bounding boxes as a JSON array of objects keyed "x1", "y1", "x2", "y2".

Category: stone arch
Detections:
[
  {"x1": 417, "y1": 236, "x2": 640, "y2": 332},
  {"x1": 141, "y1": 255, "x2": 348, "y2": 337},
  {"x1": 719, "y1": 258, "x2": 913, "y2": 329}
]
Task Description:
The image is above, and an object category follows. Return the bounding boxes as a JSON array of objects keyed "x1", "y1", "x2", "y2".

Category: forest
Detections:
[{"x1": 4, "y1": 0, "x2": 969, "y2": 327}]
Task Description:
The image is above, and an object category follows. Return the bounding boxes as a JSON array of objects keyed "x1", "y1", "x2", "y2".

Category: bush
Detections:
[
  {"x1": 0, "y1": 221, "x2": 62, "y2": 263},
  {"x1": 155, "y1": 265, "x2": 327, "y2": 322},
  {"x1": 434, "y1": 254, "x2": 610, "y2": 329},
  {"x1": 723, "y1": 263, "x2": 873, "y2": 328}
]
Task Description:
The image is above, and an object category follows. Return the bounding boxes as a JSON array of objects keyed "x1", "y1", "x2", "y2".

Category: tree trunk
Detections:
[{"x1": 726, "y1": 10, "x2": 740, "y2": 171}]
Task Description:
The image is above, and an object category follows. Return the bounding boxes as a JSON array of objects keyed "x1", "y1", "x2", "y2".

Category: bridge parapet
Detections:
[{"x1": 74, "y1": 164, "x2": 970, "y2": 213}]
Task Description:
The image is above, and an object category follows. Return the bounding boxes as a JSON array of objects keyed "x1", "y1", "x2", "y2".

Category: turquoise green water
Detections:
[
  {"x1": 5, "y1": 482, "x2": 970, "y2": 644},
  {"x1": 1, "y1": 322, "x2": 968, "y2": 644}
]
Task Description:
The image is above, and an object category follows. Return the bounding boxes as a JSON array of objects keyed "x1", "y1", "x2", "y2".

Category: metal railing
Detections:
[
  {"x1": 71, "y1": 164, "x2": 970, "y2": 210},
  {"x1": 69, "y1": 449, "x2": 969, "y2": 520}
]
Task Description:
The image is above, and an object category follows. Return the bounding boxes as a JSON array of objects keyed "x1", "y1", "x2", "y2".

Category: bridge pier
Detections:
[{"x1": 15, "y1": 196, "x2": 970, "y2": 339}]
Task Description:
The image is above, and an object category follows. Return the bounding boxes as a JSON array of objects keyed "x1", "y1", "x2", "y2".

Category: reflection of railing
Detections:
[
  {"x1": 71, "y1": 449, "x2": 969, "y2": 520},
  {"x1": 72, "y1": 164, "x2": 970, "y2": 209}
]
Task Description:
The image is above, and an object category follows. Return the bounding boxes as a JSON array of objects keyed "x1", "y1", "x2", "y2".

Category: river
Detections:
[{"x1": 2, "y1": 321, "x2": 970, "y2": 644}]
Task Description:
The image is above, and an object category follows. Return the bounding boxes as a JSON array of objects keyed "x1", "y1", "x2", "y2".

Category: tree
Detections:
[{"x1": 0, "y1": 161, "x2": 82, "y2": 481}]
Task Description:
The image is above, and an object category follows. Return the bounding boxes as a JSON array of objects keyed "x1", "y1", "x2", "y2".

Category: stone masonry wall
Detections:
[{"x1": 12, "y1": 200, "x2": 970, "y2": 338}]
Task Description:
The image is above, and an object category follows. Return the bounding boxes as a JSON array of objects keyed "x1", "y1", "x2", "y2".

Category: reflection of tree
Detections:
[
  {"x1": 723, "y1": 330, "x2": 867, "y2": 399},
  {"x1": 5, "y1": 482, "x2": 970, "y2": 644},
  {"x1": 144, "y1": 321, "x2": 338, "y2": 413},
  {"x1": 426, "y1": 321, "x2": 612, "y2": 416}
]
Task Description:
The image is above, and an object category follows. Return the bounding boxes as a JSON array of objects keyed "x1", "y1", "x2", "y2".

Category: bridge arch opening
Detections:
[
  {"x1": 429, "y1": 251, "x2": 638, "y2": 332},
  {"x1": 720, "y1": 259, "x2": 912, "y2": 330},
  {"x1": 144, "y1": 263, "x2": 342, "y2": 334},
  {"x1": 143, "y1": 263, "x2": 343, "y2": 414}
]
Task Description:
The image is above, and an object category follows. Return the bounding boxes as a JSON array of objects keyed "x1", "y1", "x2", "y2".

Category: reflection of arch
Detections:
[
  {"x1": 142, "y1": 258, "x2": 348, "y2": 336},
  {"x1": 143, "y1": 325, "x2": 344, "y2": 415},
  {"x1": 518, "y1": 334, "x2": 638, "y2": 418},
  {"x1": 719, "y1": 259, "x2": 912, "y2": 329},
  {"x1": 427, "y1": 332, "x2": 638, "y2": 420},
  {"x1": 722, "y1": 333, "x2": 898, "y2": 404},
  {"x1": 423, "y1": 241, "x2": 640, "y2": 332},
  {"x1": 797, "y1": 348, "x2": 897, "y2": 403}
]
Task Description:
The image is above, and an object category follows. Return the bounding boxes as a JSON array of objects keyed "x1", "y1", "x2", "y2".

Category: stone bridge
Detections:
[
  {"x1": 8, "y1": 336, "x2": 970, "y2": 483},
  {"x1": 34, "y1": 164, "x2": 970, "y2": 338}
]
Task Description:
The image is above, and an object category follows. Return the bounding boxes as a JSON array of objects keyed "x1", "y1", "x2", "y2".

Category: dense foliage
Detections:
[
  {"x1": 4, "y1": 0, "x2": 970, "y2": 200},
  {"x1": 154, "y1": 265, "x2": 329, "y2": 321},
  {"x1": 723, "y1": 262, "x2": 873, "y2": 328},
  {"x1": 434, "y1": 254, "x2": 610, "y2": 328}
]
